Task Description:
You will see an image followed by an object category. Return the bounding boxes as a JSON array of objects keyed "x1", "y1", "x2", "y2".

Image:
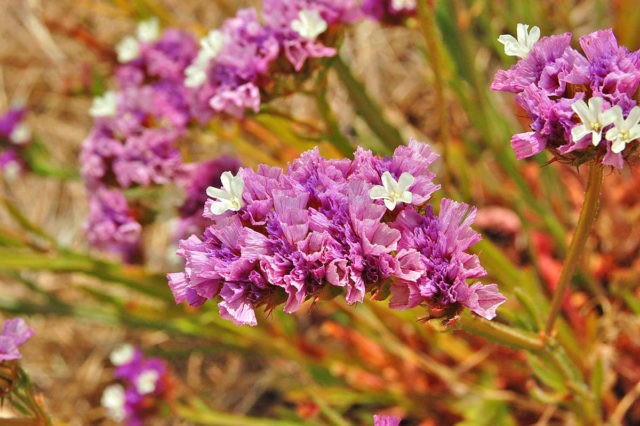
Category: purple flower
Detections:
[
  {"x1": 85, "y1": 188, "x2": 142, "y2": 262},
  {"x1": 169, "y1": 141, "x2": 505, "y2": 325},
  {"x1": 102, "y1": 345, "x2": 172, "y2": 425},
  {"x1": 492, "y1": 27, "x2": 640, "y2": 168},
  {"x1": 117, "y1": 28, "x2": 198, "y2": 86},
  {"x1": 0, "y1": 107, "x2": 31, "y2": 176},
  {"x1": 389, "y1": 199, "x2": 506, "y2": 319},
  {"x1": 0, "y1": 318, "x2": 35, "y2": 362}
]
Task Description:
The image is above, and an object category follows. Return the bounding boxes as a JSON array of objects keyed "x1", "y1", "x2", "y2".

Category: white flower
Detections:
[
  {"x1": 571, "y1": 97, "x2": 617, "y2": 146},
  {"x1": 184, "y1": 63, "x2": 208, "y2": 88},
  {"x1": 391, "y1": 0, "x2": 417, "y2": 11},
  {"x1": 135, "y1": 370, "x2": 159, "y2": 395},
  {"x1": 605, "y1": 106, "x2": 640, "y2": 153},
  {"x1": 101, "y1": 384, "x2": 126, "y2": 421},
  {"x1": 184, "y1": 31, "x2": 226, "y2": 88},
  {"x1": 109, "y1": 344, "x2": 134, "y2": 366},
  {"x1": 369, "y1": 171, "x2": 415, "y2": 211},
  {"x1": 206, "y1": 171, "x2": 245, "y2": 215},
  {"x1": 136, "y1": 18, "x2": 160, "y2": 43},
  {"x1": 89, "y1": 91, "x2": 118, "y2": 117},
  {"x1": 116, "y1": 36, "x2": 140, "y2": 63},
  {"x1": 9, "y1": 123, "x2": 31, "y2": 145},
  {"x1": 291, "y1": 10, "x2": 327, "y2": 40},
  {"x1": 200, "y1": 30, "x2": 225, "y2": 58},
  {"x1": 498, "y1": 23, "x2": 540, "y2": 58}
]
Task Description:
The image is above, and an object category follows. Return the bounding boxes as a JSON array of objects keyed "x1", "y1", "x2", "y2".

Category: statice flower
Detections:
[
  {"x1": 262, "y1": 0, "x2": 359, "y2": 71},
  {"x1": 0, "y1": 107, "x2": 31, "y2": 176},
  {"x1": 492, "y1": 27, "x2": 640, "y2": 168},
  {"x1": 186, "y1": 1, "x2": 360, "y2": 119},
  {"x1": 0, "y1": 318, "x2": 34, "y2": 362},
  {"x1": 186, "y1": 9, "x2": 279, "y2": 119},
  {"x1": 82, "y1": 24, "x2": 198, "y2": 259},
  {"x1": 168, "y1": 140, "x2": 506, "y2": 326},
  {"x1": 362, "y1": 0, "x2": 417, "y2": 23},
  {"x1": 102, "y1": 344, "x2": 173, "y2": 426}
]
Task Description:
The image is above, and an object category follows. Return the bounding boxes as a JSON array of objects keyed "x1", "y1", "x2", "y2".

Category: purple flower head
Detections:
[
  {"x1": 169, "y1": 140, "x2": 505, "y2": 325},
  {"x1": 389, "y1": 199, "x2": 506, "y2": 319},
  {"x1": 84, "y1": 188, "x2": 142, "y2": 262},
  {"x1": 117, "y1": 28, "x2": 198, "y2": 87},
  {"x1": 262, "y1": 0, "x2": 359, "y2": 71},
  {"x1": 103, "y1": 345, "x2": 173, "y2": 425},
  {"x1": 492, "y1": 27, "x2": 640, "y2": 168},
  {"x1": 0, "y1": 107, "x2": 31, "y2": 176},
  {"x1": 0, "y1": 318, "x2": 35, "y2": 362},
  {"x1": 186, "y1": 9, "x2": 279, "y2": 118}
]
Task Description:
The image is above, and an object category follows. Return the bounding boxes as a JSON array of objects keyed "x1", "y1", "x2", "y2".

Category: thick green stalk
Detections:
[
  {"x1": 457, "y1": 313, "x2": 544, "y2": 352},
  {"x1": 545, "y1": 164, "x2": 603, "y2": 336}
]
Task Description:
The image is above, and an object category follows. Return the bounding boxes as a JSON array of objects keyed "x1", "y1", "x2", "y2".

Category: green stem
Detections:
[
  {"x1": 417, "y1": 0, "x2": 451, "y2": 152},
  {"x1": 314, "y1": 75, "x2": 354, "y2": 157},
  {"x1": 331, "y1": 56, "x2": 404, "y2": 153},
  {"x1": 545, "y1": 163, "x2": 603, "y2": 336},
  {"x1": 458, "y1": 312, "x2": 544, "y2": 352}
]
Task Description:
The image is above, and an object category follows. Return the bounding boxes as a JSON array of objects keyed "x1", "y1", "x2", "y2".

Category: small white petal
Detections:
[
  {"x1": 397, "y1": 172, "x2": 415, "y2": 189},
  {"x1": 116, "y1": 36, "x2": 140, "y2": 63},
  {"x1": 611, "y1": 139, "x2": 626, "y2": 154},
  {"x1": 571, "y1": 99, "x2": 593, "y2": 123},
  {"x1": 369, "y1": 186, "x2": 388, "y2": 200},
  {"x1": 498, "y1": 23, "x2": 540, "y2": 58},
  {"x1": 206, "y1": 186, "x2": 232, "y2": 200},
  {"x1": 207, "y1": 171, "x2": 244, "y2": 214},
  {"x1": 571, "y1": 124, "x2": 590, "y2": 143},
  {"x1": 184, "y1": 64, "x2": 208, "y2": 88},
  {"x1": 109, "y1": 344, "x2": 134, "y2": 366},
  {"x1": 89, "y1": 91, "x2": 118, "y2": 118},
  {"x1": 391, "y1": 0, "x2": 416, "y2": 10},
  {"x1": 380, "y1": 171, "x2": 396, "y2": 191},
  {"x1": 9, "y1": 123, "x2": 31, "y2": 145},
  {"x1": 101, "y1": 384, "x2": 126, "y2": 421},
  {"x1": 136, "y1": 18, "x2": 160, "y2": 43},
  {"x1": 626, "y1": 106, "x2": 640, "y2": 127},
  {"x1": 135, "y1": 370, "x2": 160, "y2": 395},
  {"x1": 291, "y1": 10, "x2": 327, "y2": 40},
  {"x1": 200, "y1": 30, "x2": 225, "y2": 59},
  {"x1": 383, "y1": 198, "x2": 397, "y2": 211}
]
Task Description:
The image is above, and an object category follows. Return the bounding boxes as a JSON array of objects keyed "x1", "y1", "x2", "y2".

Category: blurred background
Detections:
[{"x1": 1, "y1": 0, "x2": 640, "y2": 424}]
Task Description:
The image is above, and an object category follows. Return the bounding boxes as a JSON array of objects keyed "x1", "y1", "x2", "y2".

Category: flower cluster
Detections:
[
  {"x1": 0, "y1": 107, "x2": 31, "y2": 177},
  {"x1": 185, "y1": 0, "x2": 359, "y2": 119},
  {"x1": 0, "y1": 318, "x2": 34, "y2": 362},
  {"x1": 168, "y1": 140, "x2": 506, "y2": 326},
  {"x1": 493, "y1": 25, "x2": 640, "y2": 168},
  {"x1": 81, "y1": 3, "x2": 425, "y2": 259},
  {"x1": 81, "y1": 20, "x2": 203, "y2": 259},
  {"x1": 101, "y1": 344, "x2": 173, "y2": 425}
]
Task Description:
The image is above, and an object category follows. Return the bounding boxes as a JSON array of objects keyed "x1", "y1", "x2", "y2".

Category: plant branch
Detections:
[{"x1": 545, "y1": 163, "x2": 603, "y2": 336}]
